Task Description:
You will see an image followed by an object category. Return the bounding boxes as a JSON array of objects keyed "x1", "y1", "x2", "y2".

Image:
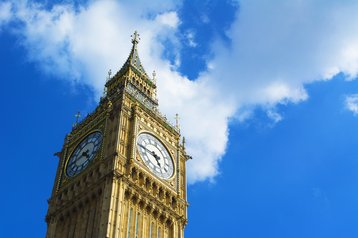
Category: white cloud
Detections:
[
  {"x1": 194, "y1": 0, "x2": 358, "y2": 180},
  {"x1": 157, "y1": 73, "x2": 236, "y2": 182},
  {"x1": 0, "y1": 2, "x2": 12, "y2": 27},
  {"x1": 266, "y1": 109, "x2": 283, "y2": 124},
  {"x1": 204, "y1": 0, "x2": 358, "y2": 110},
  {"x1": 185, "y1": 30, "x2": 197, "y2": 47},
  {"x1": 1, "y1": 0, "x2": 231, "y2": 183},
  {"x1": 2, "y1": 0, "x2": 358, "y2": 183},
  {"x1": 4, "y1": 0, "x2": 181, "y2": 92},
  {"x1": 345, "y1": 94, "x2": 358, "y2": 115},
  {"x1": 155, "y1": 11, "x2": 179, "y2": 28}
]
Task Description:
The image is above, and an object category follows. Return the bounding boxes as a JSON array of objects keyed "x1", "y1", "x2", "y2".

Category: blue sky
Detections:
[{"x1": 1, "y1": 0, "x2": 358, "y2": 237}]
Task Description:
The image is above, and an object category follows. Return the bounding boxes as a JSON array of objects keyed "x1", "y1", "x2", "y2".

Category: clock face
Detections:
[
  {"x1": 137, "y1": 133, "x2": 174, "y2": 180},
  {"x1": 66, "y1": 131, "x2": 103, "y2": 177}
]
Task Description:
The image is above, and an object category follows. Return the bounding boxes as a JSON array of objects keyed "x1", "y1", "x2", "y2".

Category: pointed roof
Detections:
[{"x1": 122, "y1": 31, "x2": 149, "y2": 77}]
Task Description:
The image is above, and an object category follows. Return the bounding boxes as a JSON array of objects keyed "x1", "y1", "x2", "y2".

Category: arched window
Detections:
[
  {"x1": 158, "y1": 227, "x2": 161, "y2": 238},
  {"x1": 150, "y1": 222, "x2": 153, "y2": 238},
  {"x1": 127, "y1": 207, "x2": 133, "y2": 238},
  {"x1": 135, "y1": 212, "x2": 141, "y2": 238}
]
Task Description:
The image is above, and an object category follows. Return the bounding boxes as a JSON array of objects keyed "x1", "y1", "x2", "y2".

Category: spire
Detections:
[{"x1": 123, "y1": 31, "x2": 149, "y2": 77}]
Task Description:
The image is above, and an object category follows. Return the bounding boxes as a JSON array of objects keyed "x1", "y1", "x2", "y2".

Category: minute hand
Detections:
[{"x1": 138, "y1": 144, "x2": 162, "y2": 166}]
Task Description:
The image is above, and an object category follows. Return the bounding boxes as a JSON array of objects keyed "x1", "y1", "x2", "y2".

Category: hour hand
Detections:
[
  {"x1": 138, "y1": 144, "x2": 161, "y2": 167},
  {"x1": 152, "y1": 153, "x2": 161, "y2": 167},
  {"x1": 81, "y1": 149, "x2": 90, "y2": 158}
]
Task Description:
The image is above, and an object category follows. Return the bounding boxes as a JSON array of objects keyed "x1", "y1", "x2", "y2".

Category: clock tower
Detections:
[{"x1": 46, "y1": 31, "x2": 189, "y2": 238}]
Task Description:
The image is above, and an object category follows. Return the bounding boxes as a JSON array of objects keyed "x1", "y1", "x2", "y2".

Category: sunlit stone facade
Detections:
[{"x1": 46, "y1": 32, "x2": 188, "y2": 238}]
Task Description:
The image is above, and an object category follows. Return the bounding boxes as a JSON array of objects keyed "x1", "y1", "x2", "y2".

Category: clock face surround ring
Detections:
[
  {"x1": 66, "y1": 131, "x2": 103, "y2": 177},
  {"x1": 136, "y1": 132, "x2": 174, "y2": 180}
]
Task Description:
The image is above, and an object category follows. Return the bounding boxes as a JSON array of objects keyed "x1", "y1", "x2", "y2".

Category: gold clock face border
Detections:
[
  {"x1": 136, "y1": 131, "x2": 176, "y2": 180},
  {"x1": 64, "y1": 129, "x2": 103, "y2": 179}
]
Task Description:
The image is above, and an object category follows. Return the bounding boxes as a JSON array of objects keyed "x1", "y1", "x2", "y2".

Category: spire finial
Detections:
[
  {"x1": 73, "y1": 111, "x2": 81, "y2": 128},
  {"x1": 107, "y1": 69, "x2": 112, "y2": 80},
  {"x1": 103, "y1": 69, "x2": 112, "y2": 97},
  {"x1": 152, "y1": 70, "x2": 158, "y2": 101},
  {"x1": 152, "y1": 70, "x2": 157, "y2": 83},
  {"x1": 75, "y1": 111, "x2": 81, "y2": 123},
  {"x1": 175, "y1": 113, "x2": 180, "y2": 130},
  {"x1": 131, "y1": 31, "x2": 140, "y2": 45}
]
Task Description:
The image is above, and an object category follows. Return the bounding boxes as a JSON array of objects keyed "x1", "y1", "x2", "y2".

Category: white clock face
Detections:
[
  {"x1": 137, "y1": 133, "x2": 174, "y2": 179},
  {"x1": 66, "y1": 131, "x2": 102, "y2": 177}
]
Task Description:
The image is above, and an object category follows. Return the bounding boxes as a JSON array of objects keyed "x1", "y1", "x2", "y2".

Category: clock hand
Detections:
[
  {"x1": 147, "y1": 149, "x2": 162, "y2": 167},
  {"x1": 82, "y1": 149, "x2": 90, "y2": 158},
  {"x1": 151, "y1": 153, "x2": 162, "y2": 167},
  {"x1": 138, "y1": 144, "x2": 154, "y2": 156},
  {"x1": 138, "y1": 144, "x2": 162, "y2": 167}
]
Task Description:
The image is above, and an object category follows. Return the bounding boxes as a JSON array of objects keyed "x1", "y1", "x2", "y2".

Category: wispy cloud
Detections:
[
  {"x1": 266, "y1": 109, "x2": 283, "y2": 124},
  {"x1": 345, "y1": 94, "x2": 358, "y2": 115},
  {"x1": 0, "y1": 2, "x2": 12, "y2": 27},
  {"x1": 185, "y1": 30, "x2": 197, "y2": 47}
]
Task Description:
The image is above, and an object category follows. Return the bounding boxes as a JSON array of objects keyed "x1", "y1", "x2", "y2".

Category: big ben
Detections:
[{"x1": 45, "y1": 31, "x2": 189, "y2": 238}]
